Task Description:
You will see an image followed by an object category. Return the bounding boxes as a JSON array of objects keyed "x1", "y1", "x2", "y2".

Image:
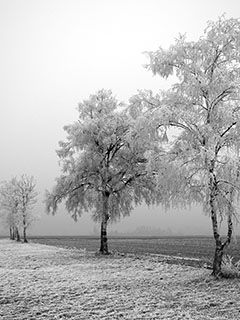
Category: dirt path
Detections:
[{"x1": 0, "y1": 239, "x2": 239, "y2": 319}]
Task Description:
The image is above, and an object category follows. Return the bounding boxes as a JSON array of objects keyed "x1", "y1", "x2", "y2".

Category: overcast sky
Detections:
[{"x1": 0, "y1": 0, "x2": 240, "y2": 236}]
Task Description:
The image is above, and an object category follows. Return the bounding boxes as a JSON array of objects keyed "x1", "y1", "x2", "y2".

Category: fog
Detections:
[{"x1": 0, "y1": 0, "x2": 240, "y2": 236}]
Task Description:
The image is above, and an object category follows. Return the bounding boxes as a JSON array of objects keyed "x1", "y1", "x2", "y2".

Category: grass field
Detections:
[
  {"x1": 1, "y1": 239, "x2": 240, "y2": 320},
  {"x1": 30, "y1": 236, "x2": 240, "y2": 267}
]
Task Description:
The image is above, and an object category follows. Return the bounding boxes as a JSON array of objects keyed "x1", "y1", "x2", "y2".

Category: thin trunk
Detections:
[
  {"x1": 210, "y1": 189, "x2": 224, "y2": 277},
  {"x1": 209, "y1": 164, "x2": 223, "y2": 278},
  {"x1": 15, "y1": 227, "x2": 20, "y2": 242},
  {"x1": 12, "y1": 227, "x2": 15, "y2": 240},
  {"x1": 23, "y1": 215, "x2": 28, "y2": 243},
  {"x1": 10, "y1": 226, "x2": 15, "y2": 240},
  {"x1": 208, "y1": 159, "x2": 222, "y2": 277},
  {"x1": 9, "y1": 227, "x2": 12, "y2": 240},
  {"x1": 23, "y1": 226, "x2": 28, "y2": 243},
  {"x1": 99, "y1": 192, "x2": 110, "y2": 254},
  {"x1": 212, "y1": 238, "x2": 223, "y2": 277}
]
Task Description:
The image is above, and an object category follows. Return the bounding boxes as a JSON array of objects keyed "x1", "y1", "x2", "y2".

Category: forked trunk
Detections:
[{"x1": 99, "y1": 192, "x2": 110, "y2": 255}]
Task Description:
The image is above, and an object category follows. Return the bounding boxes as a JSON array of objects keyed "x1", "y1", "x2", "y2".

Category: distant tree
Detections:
[
  {"x1": 0, "y1": 178, "x2": 21, "y2": 241},
  {"x1": 0, "y1": 175, "x2": 38, "y2": 242},
  {"x1": 142, "y1": 16, "x2": 240, "y2": 277},
  {"x1": 46, "y1": 90, "x2": 157, "y2": 254},
  {"x1": 15, "y1": 175, "x2": 38, "y2": 243}
]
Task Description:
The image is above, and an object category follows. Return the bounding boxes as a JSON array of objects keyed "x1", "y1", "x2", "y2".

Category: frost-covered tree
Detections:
[
  {"x1": 0, "y1": 175, "x2": 38, "y2": 242},
  {"x1": 15, "y1": 175, "x2": 38, "y2": 243},
  {"x1": 142, "y1": 16, "x2": 240, "y2": 277},
  {"x1": 46, "y1": 90, "x2": 156, "y2": 254},
  {"x1": 0, "y1": 178, "x2": 21, "y2": 241}
]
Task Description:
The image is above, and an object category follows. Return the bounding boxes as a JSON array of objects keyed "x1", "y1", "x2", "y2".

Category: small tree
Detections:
[
  {"x1": 143, "y1": 16, "x2": 240, "y2": 277},
  {"x1": 0, "y1": 175, "x2": 38, "y2": 242},
  {"x1": 0, "y1": 179, "x2": 21, "y2": 241},
  {"x1": 15, "y1": 175, "x2": 38, "y2": 243},
  {"x1": 46, "y1": 90, "x2": 156, "y2": 254}
]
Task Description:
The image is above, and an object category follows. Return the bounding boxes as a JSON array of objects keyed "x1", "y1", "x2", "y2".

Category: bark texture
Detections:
[
  {"x1": 209, "y1": 162, "x2": 223, "y2": 278},
  {"x1": 212, "y1": 239, "x2": 224, "y2": 277},
  {"x1": 99, "y1": 193, "x2": 110, "y2": 254},
  {"x1": 211, "y1": 188, "x2": 233, "y2": 278}
]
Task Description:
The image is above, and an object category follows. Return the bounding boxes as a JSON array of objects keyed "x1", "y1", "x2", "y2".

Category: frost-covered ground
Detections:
[{"x1": 0, "y1": 239, "x2": 239, "y2": 320}]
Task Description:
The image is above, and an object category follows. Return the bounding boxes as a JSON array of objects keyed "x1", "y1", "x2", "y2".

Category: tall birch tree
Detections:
[
  {"x1": 46, "y1": 90, "x2": 156, "y2": 254},
  {"x1": 143, "y1": 16, "x2": 240, "y2": 277}
]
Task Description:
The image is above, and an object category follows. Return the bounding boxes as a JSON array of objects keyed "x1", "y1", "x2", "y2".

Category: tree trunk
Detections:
[
  {"x1": 12, "y1": 227, "x2": 16, "y2": 240},
  {"x1": 10, "y1": 227, "x2": 13, "y2": 240},
  {"x1": 15, "y1": 227, "x2": 20, "y2": 242},
  {"x1": 210, "y1": 193, "x2": 223, "y2": 277},
  {"x1": 212, "y1": 239, "x2": 223, "y2": 277},
  {"x1": 99, "y1": 192, "x2": 110, "y2": 254},
  {"x1": 209, "y1": 170, "x2": 223, "y2": 277},
  {"x1": 23, "y1": 216, "x2": 28, "y2": 243},
  {"x1": 23, "y1": 226, "x2": 28, "y2": 243},
  {"x1": 210, "y1": 191, "x2": 233, "y2": 277},
  {"x1": 208, "y1": 161, "x2": 224, "y2": 278}
]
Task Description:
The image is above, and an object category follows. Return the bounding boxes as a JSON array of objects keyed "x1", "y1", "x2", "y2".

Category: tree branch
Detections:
[
  {"x1": 220, "y1": 122, "x2": 237, "y2": 137},
  {"x1": 211, "y1": 87, "x2": 234, "y2": 109}
]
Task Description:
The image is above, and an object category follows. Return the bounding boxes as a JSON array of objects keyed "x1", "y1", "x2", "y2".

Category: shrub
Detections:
[{"x1": 221, "y1": 255, "x2": 240, "y2": 278}]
